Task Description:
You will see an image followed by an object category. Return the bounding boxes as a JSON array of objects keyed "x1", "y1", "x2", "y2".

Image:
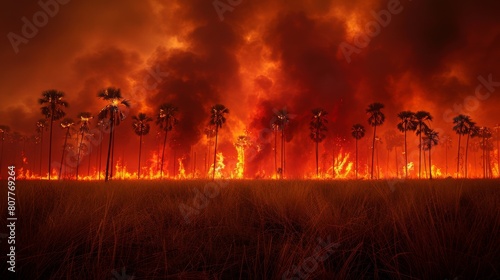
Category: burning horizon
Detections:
[{"x1": 1, "y1": 0, "x2": 499, "y2": 179}]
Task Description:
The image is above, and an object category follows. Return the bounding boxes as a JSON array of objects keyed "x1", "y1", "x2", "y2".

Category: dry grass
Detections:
[{"x1": 1, "y1": 179, "x2": 499, "y2": 279}]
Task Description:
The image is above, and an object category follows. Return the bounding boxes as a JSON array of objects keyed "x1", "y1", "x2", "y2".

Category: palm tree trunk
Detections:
[
  {"x1": 274, "y1": 129, "x2": 277, "y2": 177},
  {"x1": 76, "y1": 132, "x2": 84, "y2": 180},
  {"x1": 39, "y1": 131, "x2": 44, "y2": 177},
  {"x1": 282, "y1": 128, "x2": 285, "y2": 178},
  {"x1": 98, "y1": 133, "x2": 103, "y2": 180},
  {"x1": 160, "y1": 130, "x2": 168, "y2": 179},
  {"x1": 48, "y1": 115, "x2": 54, "y2": 180},
  {"x1": 429, "y1": 145, "x2": 432, "y2": 179},
  {"x1": 423, "y1": 149, "x2": 427, "y2": 178},
  {"x1": 59, "y1": 129, "x2": 69, "y2": 180},
  {"x1": 371, "y1": 125, "x2": 376, "y2": 179},
  {"x1": 213, "y1": 127, "x2": 219, "y2": 180},
  {"x1": 457, "y1": 134, "x2": 461, "y2": 178},
  {"x1": 138, "y1": 134, "x2": 142, "y2": 179},
  {"x1": 465, "y1": 133, "x2": 470, "y2": 178},
  {"x1": 418, "y1": 131, "x2": 422, "y2": 179},
  {"x1": 355, "y1": 138, "x2": 358, "y2": 179},
  {"x1": 316, "y1": 140, "x2": 319, "y2": 177},
  {"x1": 105, "y1": 114, "x2": 114, "y2": 182}
]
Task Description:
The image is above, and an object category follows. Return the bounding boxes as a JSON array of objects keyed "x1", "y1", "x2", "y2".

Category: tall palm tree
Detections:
[
  {"x1": 452, "y1": 114, "x2": 472, "y2": 178},
  {"x1": 36, "y1": 119, "x2": 48, "y2": 176},
  {"x1": 276, "y1": 109, "x2": 290, "y2": 178},
  {"x1": 210, "y1": 104, "x2": 229, "y2": 180},
  {"x1": 351, "y1": 124, "x2": 366, "y2": 179},
  {"x1": 366, "y1": 103, "x2": 385, "y2": 179},
  {"x1": 96, "y1": 119, "x2": 108, "y2": 180},
  {"x1": 423, "y1": 128, "x2": 439, "y2": 179},
  {"x1": 271, "y1": 122, "x2": 279, "y2": 177},
  {"x1": 310, "y1": 108, "x2": 328, "y2": 177},
  {"x1": 414, "y1": 111, "x2": 432, "y2": 178},
  {"x1": 396, "y1": 111, "x2": 417, "y2": 178},
  {"x1": 76, "y1": 112, "x2": 93, "y2": 180},
  {"x1": 39, "y1": 90, "x2": 68, "y2": 179},
  {"x1": 0, "y1": 125, "x2": 10, "y2": 177},
  {"x1": 97, "y1": 87, "x2": 130, "y2": 182},
  {"x1": 132, "y1": 113, "x2": 152, "y2": 179},
  {"x1": 58, "y1": 118, "x2": 74, "y2": 179},
  {"x1": 156, "y1": 103, "x2": 178, "y2": 179}
]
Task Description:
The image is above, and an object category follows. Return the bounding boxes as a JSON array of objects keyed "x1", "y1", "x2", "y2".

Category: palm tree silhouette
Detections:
[
  {"x1": 397, "y1": 111, "x2": 417, "y2": 178},
  {"x1": 271, "y1": 122, "x2": 279, "y2": 177},
  {"x1": 422, "y1": 128, "x2": 439, "y2": 179},
  {"x1": 36, "y1": 119, "x2": 48, "y2": 176},
  {"x1": 76, "y1": 112, "x2": 93, "y2": 180},
  {"x1": 465, "y1": 123, "x2": 480, "y2": 178},
  {"x1": 310, "y1": 108, "x2": 328, "y2": 177},
  {"x1": 96, "y1": 119, "x2": 108, "y2": 180},
  {"x1": 132, "y1": 113, "x2": 152, "y2": 179},
  {"x1": 0, "y1": 125, "x2": 10, "y2": 177},
  {"x1": 366, "y1": 103, "x2": 385, "y2": 179},
  {"x1": 275, "y1": 109, "x2": 290, "y2": 178},
  {"x1": 351, "y1": 124, "x2": 366, "y2": 179},
  {"x1": 156, "y1": 103, "x2": 178, "y2": 179},
  {"x1": 97, "y1": 87, "x2": 130, "y2": 182},
  {"x1": 414, "y1": 111, "x2": 432, "y2": 179},
  {"x1": 478, "y1": 127, "x2": 493, "y2": 178},
  {"x1": 38, "y1": 90, "x2": 68, "y2": 180},
  {"x1": 210, "y1": 104, "x2": 229, "y2": 180},
  {"x1": 58, "y1": 118, "x2": 74, "y2": 179},
  {"x1": 452, "y1": 114, "x2": 472, "y2": 178}
]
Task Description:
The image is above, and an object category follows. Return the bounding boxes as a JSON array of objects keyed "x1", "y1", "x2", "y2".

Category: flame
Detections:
[
  {"x1": 208, "y1": 153, "x2": 225, "y2": 179},
  {"x1": 234, "y1": 145, "x2": 244, "y2": 179},
  {"x1": 178, "y1": 158, "x2": 186, "y2": 179}
]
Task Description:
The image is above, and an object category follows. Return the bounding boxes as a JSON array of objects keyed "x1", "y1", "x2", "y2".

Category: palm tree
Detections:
[
  {"x1": 271, "y1": 122, "x2": 279, "y2": 177},
  {"x1": 96, "y1": 119, "x2": 108, "y2": 180},
  {"x1": 76, "y1": 112, "x2": 93, "y2": 180},
  {"x1": 452, "y1": 114, "x2": 472, "y2": 178},
  {"x1": 97, "y1": 87, "x2": 130, "y2": 182},
  {"x1": 156, "y1": 103, "x2": 178, "y2": 179},
  {"x1": 478, "y1": 127, "x2": 493, "y2": 178},
  {"x1": 275, "y1": 109, "x2": 290, "y2": 178},
  {"x1": 210, "y1": 104, "x2": 229, "y2": 180},
  {"x1": 422, "y1": 128, "x2": 439, "y2": 179},
  {"x1": 396, "y1": 111, "x2": 417, "y2": 178},
  {"x1": 414, "y1": 111, "x2": 432, "y2": 178},
  {"x1": 58, "y1": 118, "x2": 74, "y2": 179},
  {"x1": 132, "y1": 113, "x2": 152, "y2": 179},
  {"x1": 351, "y1": 124, "x2": 366, "y2": 179},
  {"x1": 0, "y1": 125, "x2": 10, "y2": 177},
  {"x1": 366, "y1": 103, "x2": 385, "y2": 179},
  {"x1": 465, "y1": 123, "x2": 480, "y2": 178},
  {"x1": 38, "y1": 90, "x2": 68, "y2": 179},
  {"x1": 310, "y1": 108, "x2": 328, "y2": 177}
]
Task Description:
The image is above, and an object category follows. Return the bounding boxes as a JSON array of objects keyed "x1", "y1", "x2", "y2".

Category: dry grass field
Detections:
[{"x1": 1, "y1": 179, "x2": 499, "y2": 279}]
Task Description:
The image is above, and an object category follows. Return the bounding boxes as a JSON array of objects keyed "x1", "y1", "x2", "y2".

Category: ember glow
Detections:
[{"x1": 1, "y1": 0, "x2": 499, "y2": 180}]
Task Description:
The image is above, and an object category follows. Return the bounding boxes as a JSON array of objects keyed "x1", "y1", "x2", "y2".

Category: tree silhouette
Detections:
[
  {"x1": 97, "y1": 87, "x2": 130, "y2": 182},
  {"x1": 366, "y1": 103, "x2": 385, "y2": 179},
  {"x1": 465, "y1": 124, "x2": 480, "y2": 178},
  {"x1": 76, "y1": 112, "x2": 93, "y2": 180},
  {"x1": 397, "y1": 111, "x2": 417, "y2": 178},
  {"x1": 414, "y1": 111, "x2": 432, "y2": 179},
  {"x1": 310, "y1": 108, "x2": 328, "y2": 177},
  {"x1": 351, "y1": 124, "x2": 366, "y2": 179},
  {"x1": 422, "y1": 128, "x2": 439, "y2": 179},
  {"x1": 275, "y1": 109, "x2": 290, "y2": 178},
  {"x1": 132, "y1": 113, "x2": 152, "y2": 179},
  {"x1": 156, "y1": 103, "x2": 178, "y2": 179},
  {"x1": 39, "y1": 90, "x2": 68, "y2": 180},
  {"x1": 210, "y1": 104, "x2": 229, "y2": 180},
  {"x1": 58, "y1": 118, "x2": 74, "y2": 179},
  {"x1": 478, "y1": 127, "x2": 493, "y2": 178},
  {"x1": 452, "y1": 114, "x2": 472, "y2": 178}
]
